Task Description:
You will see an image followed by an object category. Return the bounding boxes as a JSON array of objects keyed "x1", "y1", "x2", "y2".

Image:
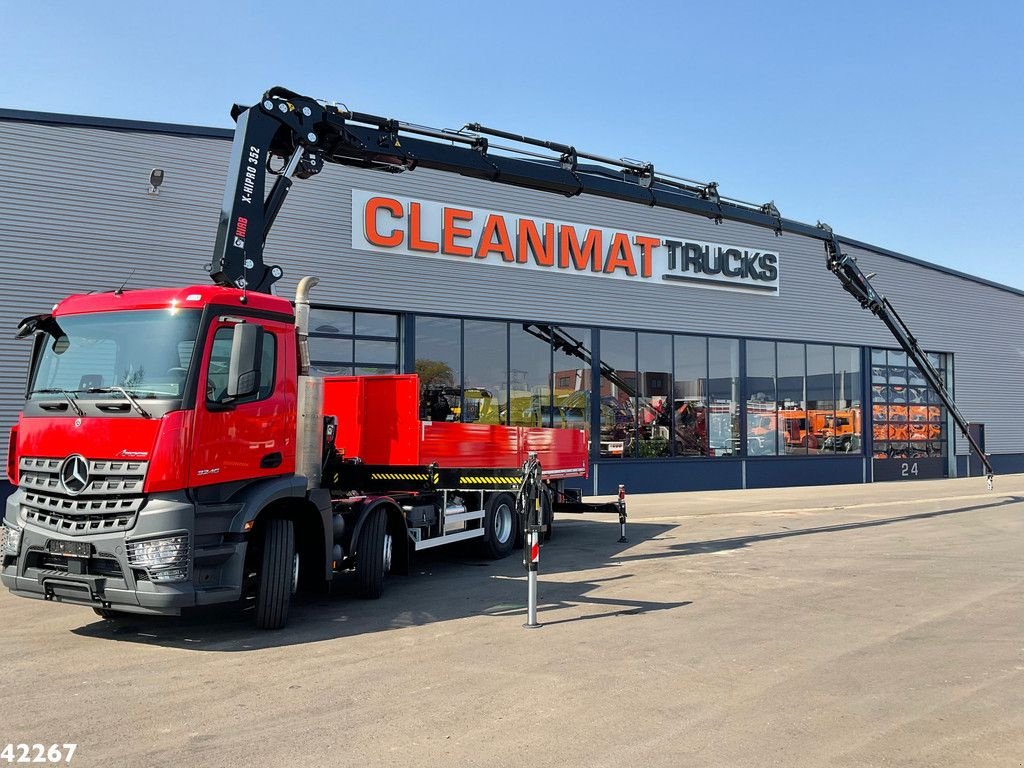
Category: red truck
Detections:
[
  {"x1": 2, "y1": 86, "x2": 993, "y2": 629},
  {"x1": 4, "y1": 279, "x2": 585, "y2": 628}
]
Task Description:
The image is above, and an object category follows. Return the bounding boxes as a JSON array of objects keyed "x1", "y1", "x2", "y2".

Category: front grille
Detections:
[{"x1": 18, "y1": 456, "x2": 148, "y2": 536}]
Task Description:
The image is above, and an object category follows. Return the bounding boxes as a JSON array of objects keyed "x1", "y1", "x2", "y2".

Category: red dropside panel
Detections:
[
  {"x1": 323, "y1": 375, "x2": 420, "y2": 465},
  {"x1": 519, "y1": 427, "x2": 588, "y2": 478},
  {"x1": 420, "y1": 422, "x2": 520, "y2": 469}
]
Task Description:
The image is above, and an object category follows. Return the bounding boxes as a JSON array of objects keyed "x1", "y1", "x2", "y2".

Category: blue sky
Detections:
[{"x1": 2, "y1": 1, "x2": 1022, "y2": 287}]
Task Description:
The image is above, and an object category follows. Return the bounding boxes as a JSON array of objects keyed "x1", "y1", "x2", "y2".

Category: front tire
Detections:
[
  {"x1": 255, "y1": 518, "x2": 295, "y2": 630},
  {"x1": 355, "y1": 508, "x2": 390, "y2": 599}
]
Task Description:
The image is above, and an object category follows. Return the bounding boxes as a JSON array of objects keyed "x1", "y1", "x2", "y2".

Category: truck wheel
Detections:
[
  {"x1": 480, "y1": 492, "x2": 516, "y2": 559},
  {"x1": 355, "y1": 508, "x2": 390, "y2": 599},
  {"x1": 255, "y1": 517, "x2": 295, "y2": 630}
]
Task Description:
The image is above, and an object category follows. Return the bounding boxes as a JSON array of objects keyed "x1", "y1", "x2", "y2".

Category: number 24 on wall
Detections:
[{"x1": 901, "y1": 462, "x2": 919, "y2": 477}]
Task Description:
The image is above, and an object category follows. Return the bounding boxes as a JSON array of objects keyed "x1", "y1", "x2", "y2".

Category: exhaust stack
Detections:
[
  {"x1": 295, "y1": 275, "x2": 320, "y2": 376},
  {"x1": 295, "y1": 276, "x2": 323, "y2": 489}
]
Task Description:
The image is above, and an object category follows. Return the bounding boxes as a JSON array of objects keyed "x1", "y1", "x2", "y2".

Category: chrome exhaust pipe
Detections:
[
  {"x1": 295, "y1": 275, "x2": 319, "y2": 376},
  {"x1": 295, "y1": 276, "x2": 322, "y2": 489}
]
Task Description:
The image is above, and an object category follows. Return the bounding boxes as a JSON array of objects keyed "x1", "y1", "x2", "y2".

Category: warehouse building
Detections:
[{"x1": 0, "y1": 108, "x2": 1020, "y2": 495}]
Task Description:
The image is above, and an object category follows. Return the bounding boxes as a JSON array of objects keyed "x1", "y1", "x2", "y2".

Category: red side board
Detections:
[
  {"x1": 322, "y1": 376, "x2": 420, "y2": 465},
  {"x1": 323, "y1": 375, "x2": 587, "y2": 478}
]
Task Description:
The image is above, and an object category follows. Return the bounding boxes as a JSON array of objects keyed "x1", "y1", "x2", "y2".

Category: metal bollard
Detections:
[
  {"x1": 617, "y1": 484, "x2": 628, "y2": 543},
  {"x1": 524, "y1": 525, "x2": 542, "y2": 629}
]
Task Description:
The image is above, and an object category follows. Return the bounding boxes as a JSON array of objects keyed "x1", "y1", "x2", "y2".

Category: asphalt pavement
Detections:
[{"x1": 1, "y1": 474, "x2": 1022, "y2": 767}]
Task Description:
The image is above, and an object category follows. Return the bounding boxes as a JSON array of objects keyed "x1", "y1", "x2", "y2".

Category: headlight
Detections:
[
  {"x1": 126, "y1": 533, "x2": 190, "y2": 582},
  {"x1": 2, "y1": 521, "x2": 22, "y2": 556}
]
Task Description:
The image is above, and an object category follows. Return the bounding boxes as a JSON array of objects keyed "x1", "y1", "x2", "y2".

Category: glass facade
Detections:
[
  {"x1": 871, "y1": 348, "x2": 947, "y2": 459},
  {"x1": 303, "y1": 304, "x2": 951, "y2": 465},
  {"x1": 743, "y1": 341, "x2": 864, "y2": 457},
  {"x1": 308, "y1": 308, "x2": 400, "y2": 377},
  {"x1": 413, "y1": 318, "x2": 593, "y2": 440}
]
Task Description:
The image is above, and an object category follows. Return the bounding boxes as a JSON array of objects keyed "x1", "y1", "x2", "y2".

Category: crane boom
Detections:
[{"x1": 210, "y1": 86, "x2": 993, "y2": 481}]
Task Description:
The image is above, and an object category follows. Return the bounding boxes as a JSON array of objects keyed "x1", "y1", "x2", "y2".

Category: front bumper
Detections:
[{"x1": 2, "y1": 491, "x2": 247, "y2": 615}]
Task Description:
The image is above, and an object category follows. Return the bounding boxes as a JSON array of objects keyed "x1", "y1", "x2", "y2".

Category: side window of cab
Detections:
[{"x1": 206, "y1": 326, "x2": 277, "y2": 404}]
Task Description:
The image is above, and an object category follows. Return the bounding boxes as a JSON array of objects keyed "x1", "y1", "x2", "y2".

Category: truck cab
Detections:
[{"x1": 2, "y1": 285, "x2": 308, "y2": 619}]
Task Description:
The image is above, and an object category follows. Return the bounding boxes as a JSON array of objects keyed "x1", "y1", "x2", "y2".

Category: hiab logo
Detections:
[
  {"x1": 351, "y1": 189, "x2": 780, "y2": 294},
  {"x1": 233, "y1": 216, "x2": 248, "y2": 249}
]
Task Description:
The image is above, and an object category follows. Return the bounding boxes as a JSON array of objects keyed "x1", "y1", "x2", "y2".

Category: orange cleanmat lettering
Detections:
[
  {"x1": 559, "y1": 227, "x2": 602, "y2": 271},
  {"x1": 365, "y1": 197, "x2": 404, "y2": 247},
  {"x1": 633, "y1": 235, "x2": 660, "y2": 278},
  {"x1": 476, "y1": 214, "x2": 515, "y2": 261},
  {"x1": 604, "y1": 232, "x2": 638, "y2": 275},
  {"x1": 409, "y1": 202, "x2": 439, "y2": 252},
  {"x1": 443, "y1": 208, "x2": 474, "y2": 257},
  {"x1": 518, "y1": 220, "x2": 555, "y2": 266}
]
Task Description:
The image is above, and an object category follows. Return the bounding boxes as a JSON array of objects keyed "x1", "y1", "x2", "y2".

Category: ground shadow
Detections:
[
  {"x1": 614, "y1": 495, "x2": 1024, "y2": 562},
  {"x1": 70, "y1": 520, "x2": 687, "y2": 651}
]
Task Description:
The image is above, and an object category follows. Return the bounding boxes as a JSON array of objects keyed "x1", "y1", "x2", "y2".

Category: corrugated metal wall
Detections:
[{"x1": 1, "y1": 117, "x2": 1021, "y2": 465}]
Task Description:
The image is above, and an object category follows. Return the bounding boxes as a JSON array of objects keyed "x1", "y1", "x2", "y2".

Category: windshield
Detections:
[{"x1": 29, "y1": 309, "x2": 202, "y2": 399}]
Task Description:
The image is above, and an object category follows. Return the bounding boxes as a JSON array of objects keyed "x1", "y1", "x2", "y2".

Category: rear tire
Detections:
[
  {"x1": 255, "y1": 517, "x2": 295, "y2": 630},
  {"x1": 480, "y1": 493, "x2": 516, "y2": 559},
  {"x1": 355, "y1": 508, "x2": 389, "y2": 599}
]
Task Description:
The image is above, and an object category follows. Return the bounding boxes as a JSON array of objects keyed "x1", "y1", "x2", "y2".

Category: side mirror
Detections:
[
  {"x1": 226, "y1": 323, "x2": 262, "y2": 399},
  {"x1": 16, "y1": 313, "x2": 63, "y2": 341}
]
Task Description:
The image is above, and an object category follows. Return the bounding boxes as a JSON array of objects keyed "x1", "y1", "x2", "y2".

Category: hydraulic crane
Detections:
[{"x1": 210, "y1": 86, "x2": 993, "y2": 484}]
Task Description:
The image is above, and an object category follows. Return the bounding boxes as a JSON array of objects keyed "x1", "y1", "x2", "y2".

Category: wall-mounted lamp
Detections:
[{"x1": 148, "y1": 168, "x2": 165, "y2": 195}]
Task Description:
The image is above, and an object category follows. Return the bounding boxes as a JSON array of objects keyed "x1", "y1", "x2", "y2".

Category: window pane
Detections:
[
  {"x1": 599, "y1": 330, "x2": 637, "y2": 459},
  {"x1": 354, "y1": 339, "x2": 398, "y2": 367},
  {"x1": 415, "y1": 316, "x2": 461, "y2": 421},
  {"x1": 637, "y1": 333, "x2": 672, "y2": 458},
  {"x1": 834, "y1": 346, "x2": 862, "y2": 455},
  {"x1": 258, "y1": 333, "x2": 277, "y2": 398},
  {"x1": 309, "y1": 336, "x2": 353, "y2": 369},
  {"x1": 708, "y1": 338, "x2": 740, "y2": 457},
  {"x1": 551, "y1": 326, "x2": 591, "y2": 436},
  {"x1": 355, "y1": 312, "x2": 398, "y2": 337},
  {"x1": 806, "y1": 344, "x2": 835, "y2": 455},
  {"x1": 746, "y1": 340, "x2": 776, "y2": 456},
  {"x1": 777, "y1": 342, "x2": 806, "y2": 456},
  {"x1": 509, "y1": 323, "x2": 553, "y2": 427},
  {"x1": 311, "y1": 363, "x2": 353, "y2": 376},
  {"x1": 673, "y1": 335, "x2": 708, "y2": 456},
  {"x1": 463, "y1": 320, "x2": 506, "y2": 424},
  {"x1": 310, "y1": 308, "x2": 352, "y2": 335},
  {"x1": 206, "y1": 327, "x2": 275, "y2": 402}
]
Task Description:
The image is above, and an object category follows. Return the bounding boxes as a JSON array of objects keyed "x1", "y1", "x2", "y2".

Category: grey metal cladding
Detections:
[{"x1": 0, "y1": 118, "x2": 1020, "y2": 463}]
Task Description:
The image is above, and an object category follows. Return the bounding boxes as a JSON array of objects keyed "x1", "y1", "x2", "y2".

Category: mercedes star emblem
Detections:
[{"x1": 59, "y1": 454, "x2": 90, "y2": 495}]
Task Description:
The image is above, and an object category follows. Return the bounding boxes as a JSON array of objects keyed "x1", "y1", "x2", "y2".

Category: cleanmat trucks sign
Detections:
[{"x1": 351, "y1": 189, "x2": 780, "y2": 294}]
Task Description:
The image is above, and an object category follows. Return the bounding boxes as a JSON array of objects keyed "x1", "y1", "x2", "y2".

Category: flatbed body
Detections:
[{"x1": 322, "y1": 375, "x2": 588, "y2": 481}]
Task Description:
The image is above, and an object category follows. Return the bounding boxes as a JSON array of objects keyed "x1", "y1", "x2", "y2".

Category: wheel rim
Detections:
[
  {"x1": 383, "y1": 532, "x2": 393, "y2": 573},
  {"x1": 494, "y1": 502, "x2": 513, "y2": 545},
  {"x1": 291, "y1": 552, "x2": 300, "y2": 595}
]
